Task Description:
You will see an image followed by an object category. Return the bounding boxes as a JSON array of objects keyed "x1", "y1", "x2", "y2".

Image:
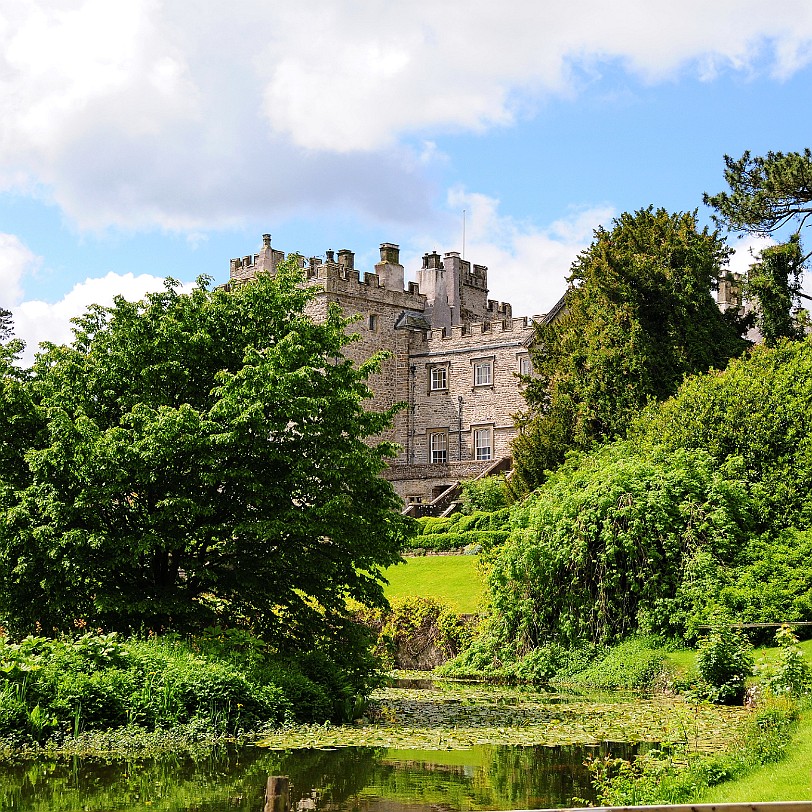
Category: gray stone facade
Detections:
[{"x1": 229, "y1": 236, "x2": 540, "y2": 506}]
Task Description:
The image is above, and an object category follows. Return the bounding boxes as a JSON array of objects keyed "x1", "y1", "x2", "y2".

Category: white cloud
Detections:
[
  {"x1": 14, "y1": 272, "x2": 193, "y2": 365},
  {"x1": 727, "y1": 234, "x2": 777, "y2": 276},
  {"x1": 400, "y1": 189, "x2": 612, "y2": 315},
  {"x1": 0, "y1": 2, "x2": 811, "y2": 231},
  {"x1": 0, "y1": 233, "x2": 40, "y2": 306}
]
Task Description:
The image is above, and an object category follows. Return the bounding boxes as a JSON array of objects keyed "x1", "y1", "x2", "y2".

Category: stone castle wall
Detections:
[{"x1": 229, "y1": 236, "x2": 541, "y2": 505}]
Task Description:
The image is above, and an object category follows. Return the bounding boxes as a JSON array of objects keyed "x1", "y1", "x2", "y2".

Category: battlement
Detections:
[
  {"x1": 229, "y1": 234, "x2": 286, "y2": 282},
  {"x1": 487, "y1": 299, "x2": 512, "y2": 318},
  {"x1": 414, "y1": 316, "x2": 535, "y2": 346},
  {"x1": 230, "y1": 235, "x2": 524, "y2": 332}
]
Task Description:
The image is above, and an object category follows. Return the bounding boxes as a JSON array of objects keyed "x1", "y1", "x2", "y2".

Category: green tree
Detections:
[
  {"x1": 0, "y1": 260, "x2": 412, "y2": 654},
  {"x1": 704, "y1": 149, "x2": 810, "y2": 343},
  {"x1": 485, "y1": 442, "x2": 752, "y2": 652},
  {"x1": 703, "y1": 148, "x2": 812, "y2": 238},
  {"x1": 631, "y1": 337, "x2": 812, "y2": 529},
  {"x1": 512, "y1": 207, "x2": 746, "y2": 493}
]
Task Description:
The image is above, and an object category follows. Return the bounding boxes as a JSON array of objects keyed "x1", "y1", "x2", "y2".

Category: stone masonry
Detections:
[{"x1": 228, "y1": 236, "x2": 540, "y2": 506}]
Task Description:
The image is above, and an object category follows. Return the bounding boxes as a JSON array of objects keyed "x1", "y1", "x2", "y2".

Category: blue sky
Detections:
[{"x1": 2, "y1": 1, "x2": 812, "y2": 362}]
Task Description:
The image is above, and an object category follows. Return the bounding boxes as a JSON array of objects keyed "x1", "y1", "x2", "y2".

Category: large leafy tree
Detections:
[
  {"x1": 0, "y1": 260, "x2": 412, "y2": 647},
  {"x1": 704, "y1": 149, "x2": 810, "y2": 343},
  {"x1": 512, "y1": 207, "x2": 746, "y2": 493}
]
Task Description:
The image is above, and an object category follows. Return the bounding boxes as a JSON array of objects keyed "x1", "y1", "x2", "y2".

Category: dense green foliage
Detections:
[
  {"x1": 566, "y1": 638, "x2": 668, "y2": 691},
  {"x1": 405, "y1": 509, "x2": 510, "y2": 552},
  {"x1": 764, "y1": 626, "x2": 812, "y2": 697},
  {"x1": 696, "y1": 619, "x2": 754, "y2": 703},
  {"x1": 459, "y1": 477, "x2": 507, "y2": 513},
  {"x1": 0, "y1": 261, "x2": 411, "y2": 661},
  {"x1": 453, "y1": 338, "x2": 812, "y2": 675},
  {"x1": 513, "y1": 207, "x2": 746, "y2": 492},
  {"x1": 634, "y1": 338, "x2": 812, "y2": 528},
  {"x1": 489, "y1": 443, "x2": 752, "y2": 650},
  {"x1": 0, "y1": 630, "x2": 361, "y2": 746}
]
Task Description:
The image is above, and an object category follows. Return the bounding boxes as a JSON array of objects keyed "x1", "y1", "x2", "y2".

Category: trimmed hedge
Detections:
[
  {"x1": 408, "y1": 509, "x2": 511, "y2": 551},
  {"x1": 407, "y1": 530, "x2": 509, "y2": 552}
]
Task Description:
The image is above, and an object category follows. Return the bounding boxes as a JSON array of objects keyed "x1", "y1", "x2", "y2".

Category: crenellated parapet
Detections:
[
  {"x1": 229, "y1": 234, "x2": 285, "y2": 282},
  {"x1": 411, "y1": 316, "x2": 535, "y2": 347}
]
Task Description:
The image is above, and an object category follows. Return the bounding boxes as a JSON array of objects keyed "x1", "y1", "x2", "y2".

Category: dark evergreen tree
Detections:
[
  {"x1": 512, "y1": 207, "x2": 746, "y2": 493},
  {"x1": 705, "y1": 149, "x2": 810, "y2": 344}
]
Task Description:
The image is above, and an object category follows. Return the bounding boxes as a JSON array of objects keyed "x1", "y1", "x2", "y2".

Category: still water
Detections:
[{"x1": 0, "y1": 740, "x2": 648, "y2": 812}]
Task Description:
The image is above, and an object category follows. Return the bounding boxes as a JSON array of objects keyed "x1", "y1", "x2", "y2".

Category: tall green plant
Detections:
[{"x1": 696, "y1": 617, "x2": 753, "y2": 704}]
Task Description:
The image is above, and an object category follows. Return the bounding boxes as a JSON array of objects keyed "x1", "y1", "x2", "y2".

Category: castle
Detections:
[{"x1": 229, "y1": 236, "x2": 545, "y2": 513}]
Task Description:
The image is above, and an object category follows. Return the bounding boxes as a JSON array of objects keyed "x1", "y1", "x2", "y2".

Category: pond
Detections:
[
  {"x1": 0, "y1": 740, "x2": 650, "y2": 811},
  {"x1": 0, "y1": 678, "x2": 747, "y2": 812}
]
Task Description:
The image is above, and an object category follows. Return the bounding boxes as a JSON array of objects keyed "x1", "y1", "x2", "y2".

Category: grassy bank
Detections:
[
  {"x1": 383, "y1": 555, "x2": 485, "y2": 613},
  {"x1": 700, "y1": 705, "x2": 812, "y2": 801}
]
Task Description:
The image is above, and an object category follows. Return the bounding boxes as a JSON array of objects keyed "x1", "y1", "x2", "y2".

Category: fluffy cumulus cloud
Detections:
[{"x1": 0, "y1": 1, "x2": 811, "y2": 231}]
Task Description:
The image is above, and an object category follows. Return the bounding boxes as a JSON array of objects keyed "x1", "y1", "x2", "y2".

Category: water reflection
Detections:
[{"x1": 0, "y1": 741, "x2": 651, "y2": 812}]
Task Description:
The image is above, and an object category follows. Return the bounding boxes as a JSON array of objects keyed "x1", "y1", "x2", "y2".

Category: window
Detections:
[
  {"x1": 519, "y1": 355, "x2": 532, "y2": 376},
  {"x1": 473, "y1": 361, "x2": 492, "y2": 387},
  {"x1": 474, "y1": 428, "x2": 492, "y2": 461},
  {"x1": 429, "y1": 431, "x2": 448, "y2": 463},
  {"x1": 430, "y1": 366, "x2": 447, "y2": 391},
  {"x1": 368, "y1": 313, "x2": 378, "y2": 331}
]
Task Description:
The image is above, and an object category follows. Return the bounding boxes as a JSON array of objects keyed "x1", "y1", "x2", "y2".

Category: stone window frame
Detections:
[
  {"x1": 428, "y1": 429, "x2": 449, "y2": 464},
  {"x1": 368, "y1": 313, "x2": 379, "y2": 332},
  {"x1": 428, "y1": 363, "x2": 450, "y2": 394},
  {"x1": 472, "y1": 424, "x2": 493, "y2": 461},
  {"x1": 470, "y1": 355, "x2": 495, "y2": 389},
  {"x1": 517, "y1": 352, "x2": 532, "y2": 377}
]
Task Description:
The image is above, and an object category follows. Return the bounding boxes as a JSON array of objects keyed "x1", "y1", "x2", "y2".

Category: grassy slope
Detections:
[
  {"x1": 382, "y1": 555, "x2": 485, "y2": 613},
  {"x1": 701, "y1": 708, "x2": 812, "y2": 801},
  {"x1": 668, "y1": 638, "x2": 812, "y2": 801}
]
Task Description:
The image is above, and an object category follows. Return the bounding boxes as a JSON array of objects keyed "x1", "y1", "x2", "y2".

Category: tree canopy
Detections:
[
  {"x1": 0, "y1": 260, "x2": 412, "y2": 650},
  {"x1": 0, "y1": 308, "x2": 12, "y2": 342},
  {"x1": 703, "y1": 149, "x2": 812, "y2": 239},
  {"x1": 469, "y1": 337, "x2": 812, "y2": 663},
  {"x1": 512, "y1": 207, "x2": 747, "y2": 493}
]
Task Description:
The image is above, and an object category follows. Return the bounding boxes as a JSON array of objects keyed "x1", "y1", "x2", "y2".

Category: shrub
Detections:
[
  {"x1": 460, "y1": 477, "x2": 508, "y2": 513},
  {"x1": 696, "y1": 618, "x2": 754, "y2": 703},
  {"x1": 0, "y1": 629, "x2": 355, "y2": 743},
  {"x1": 406, "y1": 530, "x2": 509, "y2": 552},
  {"x1": 569, "y1": 638, "x2": 668, "y2": 690},
  {"x1": 764, "y1": 625, "x2": 812, "y2": 696}
]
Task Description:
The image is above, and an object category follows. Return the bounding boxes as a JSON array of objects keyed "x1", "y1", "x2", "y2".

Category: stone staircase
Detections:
[{"x1": 401, "y1": 456, "x2": 512, "y2": 518}]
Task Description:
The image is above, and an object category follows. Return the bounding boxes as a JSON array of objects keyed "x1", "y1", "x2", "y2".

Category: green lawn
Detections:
[
  {"x1": 383, "y1": 555, "x2": 485, "y2": 613},
  {"x1": 701, "y1": 708, "x2": 812, "y2": 801}
]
